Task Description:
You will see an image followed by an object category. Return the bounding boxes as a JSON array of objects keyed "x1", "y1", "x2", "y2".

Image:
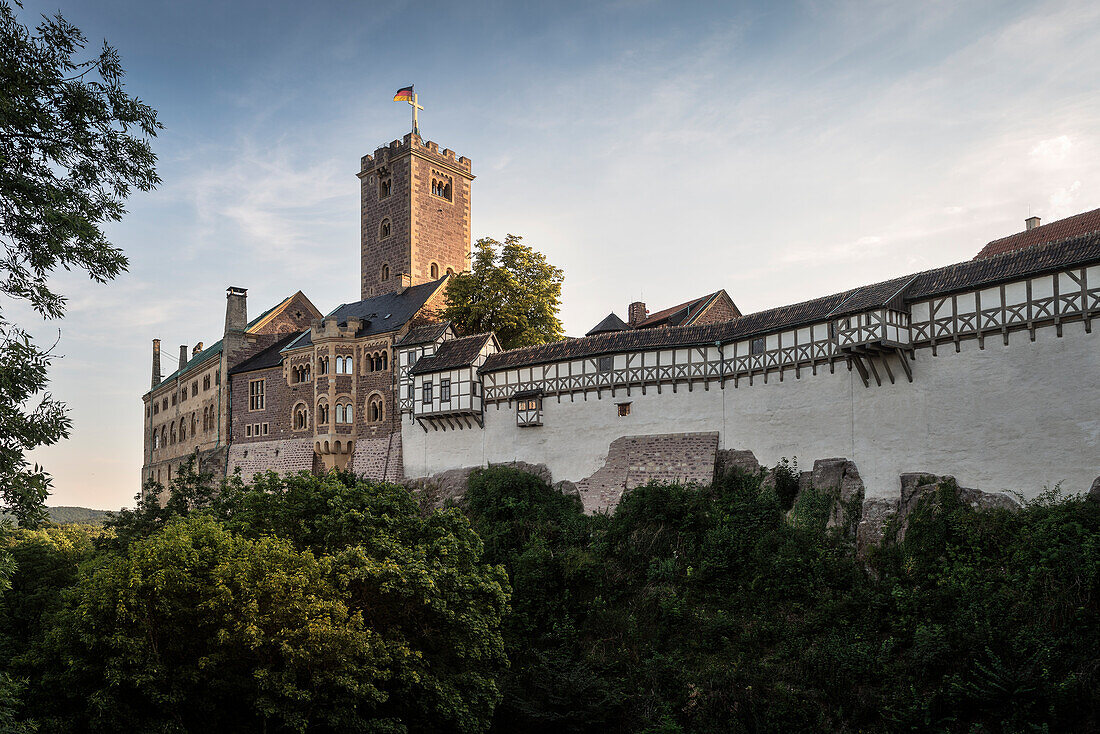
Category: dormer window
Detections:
[{"x1": 379, "y1": 219, "x2": 391, "y2": 240}]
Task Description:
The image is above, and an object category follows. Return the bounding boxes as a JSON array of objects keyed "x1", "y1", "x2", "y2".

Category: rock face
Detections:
[
  {"x1": 786, "y1": 458, "x2": 866, "y2": 537},
  {"x1": 1089, "y1": 476, "x2": 1100, "y2": 502},
  {"x1": 404, "y1": 461, "x2": 553, "y2": 512},
  {"x1": 714, "y1": 449, "x2": 762, "y2": 476},
  {"x1": 891, "y1": 472, "x2": 1020, "y2": 543}
]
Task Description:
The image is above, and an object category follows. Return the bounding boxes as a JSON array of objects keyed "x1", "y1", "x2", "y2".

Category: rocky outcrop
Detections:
[
  {"x1": 714, "y1": 449, "x2": 762, "y2": 476},
  {"x1": 1089, "y1": 476, "x2": 1100, "y2": 502},
  {"x1": 403, "y1": 461, "x2": 553, "y2": 512}
]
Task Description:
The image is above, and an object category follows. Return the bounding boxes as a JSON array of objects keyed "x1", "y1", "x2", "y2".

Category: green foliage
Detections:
[
  {"x1": 0, "y1": 1, "x2": 159, "y2": 526},
  {"x1": 441, "y1": 235, "x2": 564, "y2": 349},
  {"x1": 3, "y1": 472, "x2": 508, "y2": 733},
  {"x1": 463, "y1": 467, "x2": 1100, "y2": 733}
]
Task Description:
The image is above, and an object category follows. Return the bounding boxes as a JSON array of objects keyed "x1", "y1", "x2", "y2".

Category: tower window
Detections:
[
  {"x1": 381, "y1": 263, "x2": 390, "y2": 281},
  {"x1": 368, "y1": 395, "x2": 384, "y2": 422},
  {"x1": 379, "y1": 177, "x2": 392, "y2": 199},
  {"x1": 431, "y1": 172, "x2": 453, "y2": 201},
  {"x1": 430, "y1": 262, "x2": 439, "y2": 279},
  {"x1": 379, "y1": 219, "x2": 391, "y2": 239}
]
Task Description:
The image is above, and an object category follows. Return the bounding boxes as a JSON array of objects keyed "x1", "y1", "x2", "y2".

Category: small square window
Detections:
[
  {"x1": 750, "y1": 337, "x2": 765, "y2": 355},
  {"x1": 617, "y1": 402, "x2": 631, "y2": 417},
  {"x1": 598, "y1": 356, "x2": 613, "y2": 372}
]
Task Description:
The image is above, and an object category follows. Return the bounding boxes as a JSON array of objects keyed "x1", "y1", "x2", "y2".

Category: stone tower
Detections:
[{"x1": 358, "y1": 132, "x2": 474, "y2": 299}]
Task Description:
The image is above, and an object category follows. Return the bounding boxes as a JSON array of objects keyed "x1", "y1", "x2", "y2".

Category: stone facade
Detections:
[
  {"x1": 359, "y1": 133, "x2": 473, "y2": 298},
  {"x1": 575, "y1": 432, "x2": 720, "y2": 513}
]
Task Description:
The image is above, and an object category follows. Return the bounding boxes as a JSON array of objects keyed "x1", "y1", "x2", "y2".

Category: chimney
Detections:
[
  {"x1": 628, "y1": 301, "x2": 647, "y2": 327},
  {"x1": 151, "y1": 339, "x2": 161, "y2": 388},
  {"x1": 192, "y1": 342, "x2": 204, "y2": 356},
  {"x1": 397, "y1": 273, "x2": 412, "y2": 295},
  {"x1": 179, "y1": 345, "x2": 188, "y2": 369},
  {"x1": 1025, "y1": 215, "x2": 1041, "y2": 231},
  {"x1": 225, "y1": 286, "x2": 247, "y2": 333}
]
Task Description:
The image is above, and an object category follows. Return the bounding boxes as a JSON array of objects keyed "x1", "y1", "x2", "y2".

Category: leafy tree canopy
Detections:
[
  {"x1": 442, "y1": 235, "x2": 564, "y2": 350},
  {"x1": 0, "y1": 0, "x2": 159, "y2": 526}
]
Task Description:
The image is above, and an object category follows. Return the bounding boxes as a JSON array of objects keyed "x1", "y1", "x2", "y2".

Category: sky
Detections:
[{"x1": 12, "y1": 0, "x2": 1100, "y2": 509}]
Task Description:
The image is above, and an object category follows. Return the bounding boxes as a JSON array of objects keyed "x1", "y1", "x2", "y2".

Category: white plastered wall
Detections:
[{"x1": 403, "y1": 322, "x2": 1099, "y2": 498}]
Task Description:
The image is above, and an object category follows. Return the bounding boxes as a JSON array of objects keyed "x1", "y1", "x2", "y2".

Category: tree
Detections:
[
  {"x1": 0, "y1": 1, "x2": 160, "y2": 526},
  {"x1": 442, "y1": 235, "x2": 564, "y2": 350}
]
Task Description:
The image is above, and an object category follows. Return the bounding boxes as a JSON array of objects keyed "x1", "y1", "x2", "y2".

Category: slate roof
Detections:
[
  {"x1": 395, "y1": 321, "x2": 452, "y2": 347},
  {"x1": 144, "y1": 293, "x2": 300, "y2": 397},
  {"x1": 481, "y1": 232, "x2": 1100, "y2": 373},
  {"x1": 410, "y1": 333, "x2": 495, "y2": 375},
  {"x1": 283, "y1": 277, "x2": 447, "y2": 352},
  {"x1": 586, "y1": 312, "x2": 629, "y2": 336},
  {"x1": 636, "y1": 291, "x2": 724, "y2": 329},
  {"x1": 976, "y1": 207, "x2": 1100, "y2": 258},
  {"x1": 228, "y1": 333, "x2": 302, "y2": 376}
]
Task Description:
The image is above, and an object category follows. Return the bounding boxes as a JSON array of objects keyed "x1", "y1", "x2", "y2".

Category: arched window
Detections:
[
  {"x1": 430, "y1": 262, "x2": 439, "y2": 279},
  {"x1": 342, "y1": 402, "x2": 353, "y2": 424},
  {"x1": 381, "y1": 351, "x2": 388, "y2": 370},
  {"x1": 170, "y1": 423, "x2": 176, "y2": 444},
  {"x1": 381, "y1": 263, "x2": 390, "y2": 281},
  {"x1": 446, "y1": 267, "x2": 454, "y2": 276},
  {"x1": 293, "y1": 404, "x2": 308, "y2": 430},
  {"x1": 153, "y1": 430, "x2": 160, "y2": 449},
  {"x1": 191, "y1": 413, "x2": 197, "y2": 435},
  {"x1": 379, "y1": 218, "x2": 391, "y2": 239},
  {"x1": 317, "y1": 401, "x2": 329, "y2": 425},
  {"x1": 161, "y1": 426, "x2": 167, "y2": 447},
  {"x1": 379, "y1": 177, "x2": 391, "y2": 199},
  {"x1": 180, "y1": 417, "x2": 186, "y2": 440},
  {"x1": 318, "y1": 356, "x2": 329, "y2": 375},
  {"x1": 368, "y1": 395, "x2": 384, "y2": 422}
]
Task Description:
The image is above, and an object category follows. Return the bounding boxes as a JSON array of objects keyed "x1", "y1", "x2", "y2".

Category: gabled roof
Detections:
[
  {"x1": 283, "y1": 277, "x2": 448, "y2": 352},
  {"x1": 145, "y1": 291, "x2": 311, "y2": 397},
  {"x1": 410, "y1": 333, "x2": 497, "y2": 375},
  {"x1": 635, "y1": 289, "x2": 740, "y2": 329},
  {"x1": 481, "y1": 231, "x2": 1100, "y2": 373},
  {"x1": 586, "y1": 312, "x2": 629, "y2": 336},
  {"x1": 395, "y1": 321, "x2": 453, "y2": 347},
  {"x1": 976, "y1": 207, "x2": 1100, "y2": 259},
  {"x1": 228, "y1": 333, "x2": 302, "y2": 376}
]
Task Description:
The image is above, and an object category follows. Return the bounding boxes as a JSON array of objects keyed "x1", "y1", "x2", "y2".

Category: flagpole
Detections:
[{"x1": 412, "y1": 93, "x2": 419, "y2": 136}]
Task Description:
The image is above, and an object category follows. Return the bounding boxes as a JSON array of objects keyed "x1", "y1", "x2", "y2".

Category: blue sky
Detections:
[{"x1": 13, "y1": 0, "x2": 1100, "y2": 508}]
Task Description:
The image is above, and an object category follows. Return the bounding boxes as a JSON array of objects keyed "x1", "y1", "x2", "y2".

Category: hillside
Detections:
[{"x1": 0, "y1": 506, "x2": 111, "y2": 526}]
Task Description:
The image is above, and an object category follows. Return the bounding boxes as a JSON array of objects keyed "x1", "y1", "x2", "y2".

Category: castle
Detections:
[{"x1": 143, "y1": 128, "x2": 1100, "y2": 511}]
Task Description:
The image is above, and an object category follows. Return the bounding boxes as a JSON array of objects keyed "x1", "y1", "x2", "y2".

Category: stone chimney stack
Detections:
[
  {"x1": 225, "y1": 287, "x2": 248, "y2": 333},
  {"x1": 193, "y1": 342, "x2": 203, "y2": 356},
  {"x1": 151, "y1": 339, "x2": 161, "y2": 388},
  {"x1": 179, "y1": 345, "x2": 188, "y2": 369},
  {"x1": 1025, "y1": 215, "x2": 1041, "y2": 231},
  {"x1": 628, "y1": 301, "x2": 647, "y2": 327},
  {"x1": 397, "y1": 273, "x2": 412, "y2": 295}
]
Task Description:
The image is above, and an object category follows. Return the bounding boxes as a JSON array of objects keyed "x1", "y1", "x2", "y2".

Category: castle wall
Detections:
[
  {"x1": 227, "y1": 438, "x2": 316, "y2": 482},
  {"x1": 403, "y1": 321, "x2": 1099, "y2": 499}
]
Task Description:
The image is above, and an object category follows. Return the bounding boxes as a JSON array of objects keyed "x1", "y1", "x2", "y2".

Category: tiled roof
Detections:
[
  {"x1": 975, "y1": 207, "x2": 1100, "y2": 258},
  {"x1": 410, "y1": 333, "x2": 494, "y2": 375},
  {"x1": 283, "y1": 277, "x2": 447, "y2": 352},
  {"x1": 228, "y1": 333, "x2": 302, "y2": 375},
  {"x1": 395, "y1": 321, "x2": 452, "y2": 347},
  {"x1": 145, "y1": 293, "x2": 301, "y2": 397},
  {"x1": 636, "y1": 291, "x2": 719, "y2": 329},
  {"x1": 481, "y1": 232, "x2": 1100, "y2": 373},
  {"x1": 586, "y1": 312, "x2": 629, "y2": 336}
]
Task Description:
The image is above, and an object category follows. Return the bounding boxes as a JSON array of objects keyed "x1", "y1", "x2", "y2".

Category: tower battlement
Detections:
[{"x1": 360, "y1": 133, "x2": 472, "y2": 174}]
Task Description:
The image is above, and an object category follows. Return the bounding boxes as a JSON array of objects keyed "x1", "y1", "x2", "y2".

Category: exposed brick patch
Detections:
[
  {"x1": 576, "y1": 432, "x2": 719, "y2": 514},
  {"x1": 227, "y1": 438, "x2": 315, "y2": 482},
  {"x1": 351, "y1": 433, "x2": 404, "y2": 482}
]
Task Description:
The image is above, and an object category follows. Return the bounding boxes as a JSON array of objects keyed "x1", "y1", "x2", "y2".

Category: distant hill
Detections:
[{"x1": 0, "y1": 506, "x2": 112, "y2": 526}]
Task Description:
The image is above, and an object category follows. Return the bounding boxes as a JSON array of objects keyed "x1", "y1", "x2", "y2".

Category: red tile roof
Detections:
[{"x1": 976, "y1": 207, "x2": 1100, "y2": 259}]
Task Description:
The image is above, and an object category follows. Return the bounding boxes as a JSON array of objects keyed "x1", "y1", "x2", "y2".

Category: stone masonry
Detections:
[
  {"x1": 576, "y1": 432, "x2": 720, "y2": 513},
  {"x1": 227, "y1": 438, "x2": 315, "y2": 482}
]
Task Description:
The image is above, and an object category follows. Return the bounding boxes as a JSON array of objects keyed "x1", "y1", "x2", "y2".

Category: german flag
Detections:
[{"x1": 393, "y1": 86, "x2": 414, "y2": 102}]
